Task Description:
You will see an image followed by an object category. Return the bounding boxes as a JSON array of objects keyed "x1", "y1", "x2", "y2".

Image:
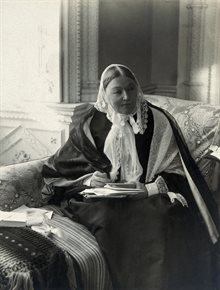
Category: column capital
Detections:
[{"x1": 186, "y1": 3, "x2": 208, "y2": 9}]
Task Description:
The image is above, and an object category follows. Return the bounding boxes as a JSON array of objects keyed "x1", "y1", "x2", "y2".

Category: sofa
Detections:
[{"x1": 0, "y1": 95, "x2": 220, "y2": 290}]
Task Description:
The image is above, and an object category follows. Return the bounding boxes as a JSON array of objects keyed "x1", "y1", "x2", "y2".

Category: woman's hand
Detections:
[{"x1": 90, "y1": 171, "x2": 112, "y2": 188}]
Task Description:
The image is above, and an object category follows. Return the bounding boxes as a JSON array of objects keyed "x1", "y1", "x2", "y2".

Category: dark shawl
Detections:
[
  {"x1": 42, "y1": 103, "x2": 218, "y2": 229},
  {"x1": 42, "y1": 103, "x2": 220, "y2": 290}
]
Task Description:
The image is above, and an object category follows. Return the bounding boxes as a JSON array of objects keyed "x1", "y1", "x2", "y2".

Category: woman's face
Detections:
[{"x1": 104, "y1": 75, "x2": 138, "y2": 115}]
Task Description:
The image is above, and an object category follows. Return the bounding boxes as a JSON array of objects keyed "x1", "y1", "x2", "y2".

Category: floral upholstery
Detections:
[
  {"x1": 146, "y1": 95, "x2": 220, "y2": 161},
  {"x1": 0, "y1": 158, "x2": 48, "y2": 211}
]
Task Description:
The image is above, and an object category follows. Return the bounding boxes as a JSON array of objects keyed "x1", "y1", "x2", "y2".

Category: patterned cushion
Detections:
[
  {"x1": 0, "y1": 158, "x2": 48, "y2": 211},
  {"x1": 146, "y1": 95, "x2": 220, "y2": 161}
]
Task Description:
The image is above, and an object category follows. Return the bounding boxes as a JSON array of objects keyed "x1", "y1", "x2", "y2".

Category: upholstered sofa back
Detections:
[{"x1": 146, "y1": 94, "x2": 220, "y2": 161}]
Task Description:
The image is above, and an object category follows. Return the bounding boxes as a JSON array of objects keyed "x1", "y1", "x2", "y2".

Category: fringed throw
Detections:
[{"x1": 0, "y1": 227, "x2": 76, "y2": 290}]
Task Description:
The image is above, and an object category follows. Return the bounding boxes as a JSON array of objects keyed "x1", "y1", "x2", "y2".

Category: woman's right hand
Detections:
[{"x1": 90, "y1": 171, "x2": 111, "y2": 188}]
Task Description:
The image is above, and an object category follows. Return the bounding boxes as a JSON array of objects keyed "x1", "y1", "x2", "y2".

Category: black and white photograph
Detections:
[{"x1": 0, "y1": 0, "x2": 220, "y2": 289}]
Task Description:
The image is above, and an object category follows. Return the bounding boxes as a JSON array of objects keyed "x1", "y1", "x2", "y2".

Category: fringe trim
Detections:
[{"x1": 8, "y1": 271, "x2": 34, "y2": 290}]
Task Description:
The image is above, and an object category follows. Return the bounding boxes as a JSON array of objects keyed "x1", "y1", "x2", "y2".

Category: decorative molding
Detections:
[
  {"x1": 0, "y1": 120, "x2": 67, "y2": 165},
  {"x1": 142, "y1": 84, "x2": 177, "y2": 97},
  {"x1": 186, "y1": 3, "x2": 208, "y2": 9},
  {"x1": 63, "y1": 0, "x2": 99, "y2": 103},
  {"x1": 75, "y1": 0, "x2": 81, "y2": 102},
  {"x1": 80, "y1": 83, "x2": 100, "y2": 102},
  {"x1": 60, "y1": 0, "x2": 69, "y2": 103},
  {"x1": 67, "y1": 0, "x2": 81, "y2": 102},
  {"x1": 142, "y1": 84, "x2": 157, "y2": 94},
  {"x1": 0, "y1": 110, "x2": 31, "y2": 121},
  {"x1": 0, "y1": 102, "x2": 76, "y2": 125},
  {"x1": 154, "y1": 85, "x2": 177, "y2": 97},
  {"x1": 0, "y1": 126, "x2": 51, "y2": 158},
  {"x1": 0, "y1": 102, "x2": 77, "y2": 165},
  {"x1": 177, "y1": 0, "x2": 220, "y2": 105},
  {"x1": 205, "y1": 0, "x2": 220, "y2": 105},
  {"x1": 81, "y1": 0, "x2": 99, "y2": 102},
  {"x1": 46, "y1": 103, "x2": 76, "y2": 124},
  {"x1": 12, "y1": 150, "x2": 31, "y2": 164},
  {"x1": 164, "y1": 0, "x2": 179, "y2": 3},
  {"x1": 184, "y1": 1, "x2": 207, "y2": 100}
]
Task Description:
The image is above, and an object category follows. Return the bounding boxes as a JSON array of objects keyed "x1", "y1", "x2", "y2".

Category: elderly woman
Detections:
[{"x1": 42, "y1": 64, "x2": 219, "y2": 290}]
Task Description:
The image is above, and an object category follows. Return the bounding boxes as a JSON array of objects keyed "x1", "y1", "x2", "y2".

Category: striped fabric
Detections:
[{"x1": 43, "y1": 205, "x2": 113, "y2": 290}]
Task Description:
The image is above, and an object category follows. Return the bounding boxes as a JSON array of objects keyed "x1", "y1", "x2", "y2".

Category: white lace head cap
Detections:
[
  {"x1": 95, "y1": 64, "x2": 147, "y2": 134},
  {"x1": 94, "y1": 64, "x2": 148, "y2": 182},
  {"x1": 96, "y1": 65, "x2": 141, "y2": 113}
]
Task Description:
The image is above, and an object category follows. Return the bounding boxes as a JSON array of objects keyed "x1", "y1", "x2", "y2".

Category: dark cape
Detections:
[{"x1": 42, "y1": 103, "x2": 220, "y2": 290}]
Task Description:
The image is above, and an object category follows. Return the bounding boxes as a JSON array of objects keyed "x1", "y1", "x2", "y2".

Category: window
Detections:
[
  {"x1": 0, "y1": 0, "x2": 69, "y2": 165},
  {"x1": 1, "y1": 0, "x2": 61, "y2": 107}
]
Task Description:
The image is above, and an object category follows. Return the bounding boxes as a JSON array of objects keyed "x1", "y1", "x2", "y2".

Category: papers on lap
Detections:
[
  {"x1": 105, "y1": 183, "x2": 138, "y2": 190},
  {"x1": 81, "y1": 183, "x2": 145, "y2": 198}
]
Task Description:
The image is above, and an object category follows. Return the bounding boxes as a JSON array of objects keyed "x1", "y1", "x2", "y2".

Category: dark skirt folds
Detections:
[{"x1": 61, "y1": 194, "x2": 219, "y2": 290}]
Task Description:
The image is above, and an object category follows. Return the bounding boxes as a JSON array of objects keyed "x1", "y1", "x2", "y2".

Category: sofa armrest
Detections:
[{"x1": 0, "y1": 158, "x2": 49, "y2": 211}]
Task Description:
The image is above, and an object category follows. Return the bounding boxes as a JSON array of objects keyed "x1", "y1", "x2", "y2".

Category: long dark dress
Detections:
[{"x1": 42, "y1": 105, "x2": 219, "y2": 290}]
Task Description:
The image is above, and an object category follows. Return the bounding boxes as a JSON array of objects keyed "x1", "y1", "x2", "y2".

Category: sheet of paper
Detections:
[
  {"x1": 82, "y1": 187, "x2": 143, "y2": 196},
  {"x1": 104, "y1": 184, "x2": 142, "y2": 192},
  {"x1": 0, "y1": 211, "x2": 27, "y2": 222},
  {"x1": 12, "y1": 205, "x2": 53, "y2": 226}
]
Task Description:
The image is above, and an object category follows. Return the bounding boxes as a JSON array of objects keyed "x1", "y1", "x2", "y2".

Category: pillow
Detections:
[
  {"x1": 146, "y1": 94, "x2": 220, "y2": 161},
  {"x1": 0, "y1": 158, "x2": 48, "y2": 211}
]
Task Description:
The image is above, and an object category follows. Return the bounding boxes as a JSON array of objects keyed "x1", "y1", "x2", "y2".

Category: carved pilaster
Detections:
[
  {"x1": 177, "y1": 0, "x2": 220, "y2": 104},
  {"x1": 80, "y1": 0, "x2": 99, "y2": 102},
  {"x1": 63, "y1": 0, "x2": 99, "y2": 103},
  {"x1": 184, "y1": 1, "x2": 208, "y2": 101},
  {"x1": 64, "y1": 0, "x2": 81, "y2": 103},
  {"x1": 142, "y1": 84, "x2": 177, "y2": 97},
  {"x1": 205, "y1": 0, "x2": 220, "y2": 105}
]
